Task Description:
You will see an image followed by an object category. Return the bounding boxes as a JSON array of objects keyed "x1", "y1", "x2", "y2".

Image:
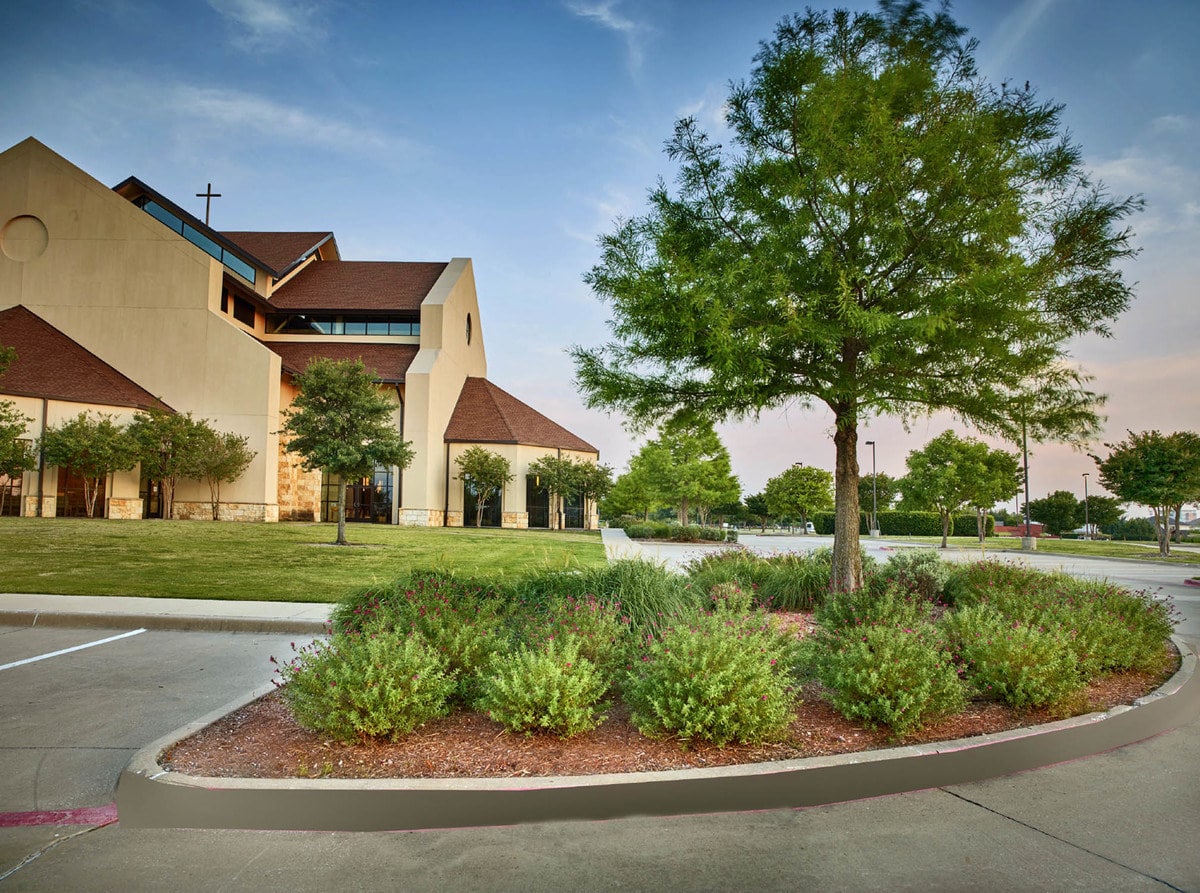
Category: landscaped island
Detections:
[{"x1": 164, "y1": 551, "x2": 1180, "y2": 778}]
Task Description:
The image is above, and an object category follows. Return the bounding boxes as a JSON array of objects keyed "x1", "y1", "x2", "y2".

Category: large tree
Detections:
[
  {"x1": 572, "y1": 2, "x2": 1139, "y2": 590},
  {"x1": 281, "y1": 358, "x2": 414, "y2": 545},
  {"x1": 41, "y1": 412, "x2": 138, "y2": 519},
  {"x1": 1094, "y1": 430, "x2": 1200, "y2": 556},
  {"x1": 650, "y1": 416, "x2": 740, "y2": 526},
  {"x1": 763, "y1": 465, "x2": 833, "y2": 533},
  {"x1": 602, "y1": 452, "x2": 665, "y2": 521}
]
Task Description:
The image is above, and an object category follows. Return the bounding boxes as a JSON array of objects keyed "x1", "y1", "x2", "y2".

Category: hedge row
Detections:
[{"x1": 810, "y1": 511, "x2": 995, "y2": 537}]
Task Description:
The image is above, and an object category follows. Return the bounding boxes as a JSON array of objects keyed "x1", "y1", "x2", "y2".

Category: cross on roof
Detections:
[{"x1": 196, "y1": 182, "x2": 221, "y2": 225}]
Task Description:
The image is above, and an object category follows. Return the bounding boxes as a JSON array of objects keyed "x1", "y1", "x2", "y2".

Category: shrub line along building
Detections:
[{"x1": 0, "y1": 138, "x2": 601, "y2": 528}]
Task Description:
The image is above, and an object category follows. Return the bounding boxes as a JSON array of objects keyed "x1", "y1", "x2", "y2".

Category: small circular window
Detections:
[{"x1": 466, "y1": 312, "x2": 472, "y2": 345}]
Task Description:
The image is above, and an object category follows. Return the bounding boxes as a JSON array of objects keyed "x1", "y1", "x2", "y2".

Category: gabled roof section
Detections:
[
  {"x1": 266, "y1": 342, "x2": 419, "y2": 384},
  {"x1": 268, "y1": 261, "x2": 448, "y2": 313},
  {"x1": 221, "y1": 232, "x2": 336, "y2": 276},
  {"x1": 0, "y1": 306, "x2": 171, "y2": 411},
  {"x1": 444, "y1": 377, "x2": 597, "y2": 453}
]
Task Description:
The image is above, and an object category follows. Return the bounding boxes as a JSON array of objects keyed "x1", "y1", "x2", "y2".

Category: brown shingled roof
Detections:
[
  {"x1": 268, "y1": 261, "x2": 447, "y2": 313},
  {"x1": 444, "y1": 377, "x2": 597, "y2": 453},
  {"x1": 221, "y1": 232, "x2": 334, "y2": 275},
  {"x1": 266, "y1": 342, "x2": 419, "y2": 383},
  {"x1": 0, "y1": 306, "x2": 170, "y2": 411}
]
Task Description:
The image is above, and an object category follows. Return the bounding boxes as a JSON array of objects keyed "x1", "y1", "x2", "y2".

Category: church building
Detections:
[{"x1": 0, "y1": 138, "x2": 600, "y2": 528}]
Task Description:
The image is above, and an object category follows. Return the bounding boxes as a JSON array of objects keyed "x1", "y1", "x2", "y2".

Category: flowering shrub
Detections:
[
  {"x1": 278, "y1": 630, "x2": 454, "y2": 742},
  {"x1": 623, "y1": 594, "x2": 801, "y2": 745},
  {"x1": 519, "y1": 593, "x2": 629, "y2": 677},
  {"x1": 814, "y1": 624, "x2": 965, "y2": 735},
  {"x1": 880, "y1": 549, "x2": 951, "y2": 601},
  {"x1": 941, "y1": 605, "x2": 1084, "y2": 709},
  {"x1": 474, "y1": 636, "x2": 609, "y2": 737},
  {"x1": 815, "y1": 580, "x2": 934, "y2": 632}
]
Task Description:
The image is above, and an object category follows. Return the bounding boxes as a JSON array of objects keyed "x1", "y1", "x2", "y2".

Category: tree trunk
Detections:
[
  {"x1": 1154, "y1": 505, "x2": 1170, "y2": 556},
  {"x1": 940, "y1": 510, "x2": 951, "y2": 549},
  {"x1": 335, "y1": 481, "x2": 348, "y2": 545},
  {"x1": 976, "y1": 507, "x2": 986, "y2": 543},
  {"x1": 831, "y1": 421, "x2": 863, "y2": 592},
  {"x1": 84, "y1": 476, "x2": 99, "y2": 519},
  {"x1": 679, "y1": 496, "x2": 689, "y2": 527}
]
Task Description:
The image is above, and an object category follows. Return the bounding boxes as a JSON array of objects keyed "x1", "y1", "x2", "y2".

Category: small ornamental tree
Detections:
[
  {"x1": 744, "y1": 491, "x2": 772, "y2": 531},
  {"x1": 128, "y1": 408, "x2": 206, "y2": 520},
  {"x1": 858, "y1": 472, "x2": 900, "y2": 531},
  {"x1": 40, "y1": 412, "x2": 138, "y2": 518},
  {"x1": 572, "y1": 3, "x2": 1140, "y2": 590},
  {"x1": 455, "y1": 446, "x2": 513, "y2": 528},
  {"x1": 0, "y1": 403, "x2": 35, "y2": 515},
  {"x1": 1083, "y1": 494, "x2": 1123, "y2": 534},
  {"x1": 1095, "y1": 430, "x2": 1200, "y2": 556},
  {"x1": 573, "y1": 460, "x2": 614, "y2": 529},
  {"x1": 528, "y1": 454, "x2": 577, "y2": 529},
  {"x1": 1024, "y1": 490, "x2": 1082, "y2": 537},
  {"x1": 189, "y1": 425, "x2": 257, "y2": 521},
  {"x1": 763, "y1": 465, "x2": 833, "y2": 533},
  {"x1": 967, "y1": 448, "x2": 1022, "y2": 543},
  {"x1": 281, "y1": 358, "x2": 414, "y2": 545}
]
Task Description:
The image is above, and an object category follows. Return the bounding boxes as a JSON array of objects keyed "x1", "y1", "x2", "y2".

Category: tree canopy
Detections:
[
  {"x1": 127, "y1": 408, "x2": 207, "y2": 521},
  {"x1": 763, "y1": 465, "x2": 833, "y2": 532},
  {"x1": 190, "y1": 427, "x2": 256, "y2": 521},
  {"x1": 1024, "y1": 489, "x2": 1082, "y2": 537},
  {"x1": 1094, "y1": 430, "x2": 1200, "y2": 555},
  {"x1": 281, "y1": 358, "x2": 414, "y2": 544},
  {"x1": 572, "y1": 1, "x2": 1139, "y2": 589}
]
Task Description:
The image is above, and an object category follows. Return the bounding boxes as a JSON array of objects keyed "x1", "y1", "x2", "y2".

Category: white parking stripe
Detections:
[{"x1": 0, "y1": 628, "x2": 147, "y2": 671}]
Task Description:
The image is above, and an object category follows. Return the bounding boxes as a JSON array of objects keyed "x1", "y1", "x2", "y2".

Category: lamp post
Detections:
[
  {"x1": 1082, "y1": 472, "x2": 1090, "y2": 540},
  {"x1": 864, "y1": 440, "x2": 879, "y2": 537}
]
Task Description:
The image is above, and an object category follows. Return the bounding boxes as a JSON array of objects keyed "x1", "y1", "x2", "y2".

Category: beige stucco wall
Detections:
[
  {"x1": 0, "y1": 139, "x2": 282, "y2": 517},
  {"x1": 400, "y1": 259, "x2": 487, "y2": 522}
]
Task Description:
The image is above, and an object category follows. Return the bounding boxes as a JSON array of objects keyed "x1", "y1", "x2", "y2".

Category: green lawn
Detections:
[
  {"x1": 0, "y1": 519, "x2": 606, "y2": 602},
  {"x1": 878, "y1": 534, "x2": 1200, "y2": 564}
]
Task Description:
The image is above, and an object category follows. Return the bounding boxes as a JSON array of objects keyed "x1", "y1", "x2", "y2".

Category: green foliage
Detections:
[
  {"x1": 127, "y1": 408, "x2": 206, "y2": 520},
  {"x1": 189, "y1": 426, "x2": 256, "y2": 521},
  {"x1": 763, "y1": 465, "x2": 833, "y2": 530},
  {"x1": 1103, "y1": 517, "x2": 1157, "y2": 542},
  {"x1": 41, "y1": 412, "x2": 138, "y2": 518},
  {"x1": 0, "y1": 398, "x2": 36, "y2": 513},
  {"x1": 623, "y1": 599, "x2": 800, "y2": 745},
  {"x1": 530, "y1": 455, "x2": 612, "y2": 528},
  {"x1": 475, "y1": 636, "x2": 610, "y2": 737},
  {"x1": 278, "y1": 630, "x2": 455, "y2": 742},
  {"x1": 901, "y1": 431, "x2": 1021, "y2": 546},
  {"x1": 858, "y1": 472, "x2": 900, "y2": 518},
  {"x1": 881, "y1": 549, "x2": 952, "y2": 602},
  {"x1": 811, "y1": 510, "x2": 993, "y2": 537},
  {"x1": 1095, "y1": 430, "x2": 1200, "y2": 555},
  {"x1": 572, "y1": 5, "x2": 1137, "y2": 592},
  {"x1": 646, "y1": 415, "x2": 741, "y2": 526},
  {"x1": 941, "y1": 606, "x2": 1084, "y2": 709},
  {"x1": 332, "y1": 571, "x2": 508, "y2": 700},
  {"x1": 1024, "y1": 489, "x2": 1082, "y2": 536},
  {"x1": 814, "y1": 625, "x2": 965, "y2": 736},
  {"x1": 577, "y1": 559, "x2": 699, "y2": 637},
  {"x1": 519, "y1": 594, "x2": 628, "y2": 678},
  {"x1": 815, "y1": 580, "x2": 935, "y2": 633},
  {"x1": 455, "y1": 446, "x2": 514, "y2": 528},
  {"x1": 281, "y1": 358, "x2": 414, "y2": 544}
]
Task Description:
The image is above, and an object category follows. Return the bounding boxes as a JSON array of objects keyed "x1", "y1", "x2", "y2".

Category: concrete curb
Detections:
[{"x1": 116, "y1": 635, "x2": 1199, "y2": 832}]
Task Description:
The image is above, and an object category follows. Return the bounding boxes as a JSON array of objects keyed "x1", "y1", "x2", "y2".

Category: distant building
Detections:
[{"x1": 0, "y1": 138, "x2": 599, "y2": 527}]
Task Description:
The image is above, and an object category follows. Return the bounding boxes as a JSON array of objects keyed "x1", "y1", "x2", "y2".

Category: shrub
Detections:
[
  {"x1": 942, "y1": 560, "x2": 1048, "y2": 608},
  {"x1": 519, "y1": 593, "x2": 628, "y2": 677},
  {"x1": 574, "y1": 559, "x2": 700, "y2": 637},
  {"x1": 814, "y1": 624, "x2": 965, "y2": 735},
  {"x1": 698, "y1": 526, "x2": 726, "y2": 542},
  {"x1": 622, "y1": 598, "x2": 801, "y2": 745},
  {"x1": 278, "y1": 630, "x2": 455, "y2": 742},
  {"x1": 623, "y1": 523, "x2": 651, "y2": 540},
  {"x1": 881, "y1": 549, "x2": 951, "y2": 601},
  {"x1": 474, "y1": 636, "x2": 610, "y2": 737},
  {"x1": 941, "y1": 605, "x2": 1085, "y2": 709},
  {"x1": 815, "y1": 580, "x2": 934, "y2": 632},
  {"x1": 686, "y1": 549, "x2": 768, "y2": 604}
]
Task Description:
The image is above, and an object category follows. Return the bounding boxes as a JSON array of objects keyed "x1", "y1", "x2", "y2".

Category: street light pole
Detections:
[
  {"x1": 1082, "y1": 472, "x2": 1090, "y2": 540},
  {"x1": 865, "y1": 440, "x2": 878, "y2": 537}
]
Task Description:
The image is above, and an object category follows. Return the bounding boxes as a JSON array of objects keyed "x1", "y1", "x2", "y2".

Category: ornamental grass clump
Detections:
[
  {"x1": 941, "y1": 605, "x2": 1085, "y2": 709},
  {"x1": 277, "y1": 630, "x2": 455, "y2": 742},
  {"x1": 622, "y1": 588, "x2": 801, "y2": 746},
  {"x1": 474, "y1": 635, "x2": 610, "y2": 737},
  {"x1": 814, "y1": 624, "x2": 965, "y2": 736},
  {"x1": 576, "y1": 559, "x2": 699, "y2": 637}
]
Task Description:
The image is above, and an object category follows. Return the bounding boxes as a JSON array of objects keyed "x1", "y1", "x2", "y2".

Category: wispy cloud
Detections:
[
  {"x1": 677, "y1": 85, "x2": 731, "y2": 134},
  {"x1": 565, "y1": 1, "x2": 651, "y2": 74},
  {"x1": 978, "y1": 0, "x2": 1057, "y2": 76},
  {"x1": 207, "y1": 0, "x2": 324, "y2": 51}
]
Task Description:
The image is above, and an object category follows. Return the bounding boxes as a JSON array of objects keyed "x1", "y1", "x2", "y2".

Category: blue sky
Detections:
[{"x1": 2, "y1": 0, "x2": 1197, "y2": 509}]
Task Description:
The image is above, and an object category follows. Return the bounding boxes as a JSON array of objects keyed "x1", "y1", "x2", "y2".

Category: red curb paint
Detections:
[{"x1": 0, "y1": 803, "x2": 118, "y2": 827}]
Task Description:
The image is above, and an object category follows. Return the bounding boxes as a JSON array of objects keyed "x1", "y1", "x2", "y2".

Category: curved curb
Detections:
[{"x1": 116, "y1": 636, "x2": 1199, "y2": 832}]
